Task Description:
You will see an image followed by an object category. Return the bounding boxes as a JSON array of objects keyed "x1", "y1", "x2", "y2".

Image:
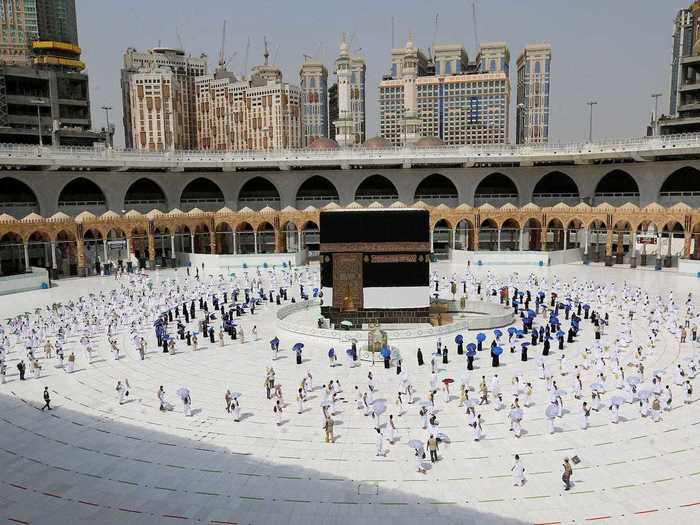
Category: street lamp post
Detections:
[
  {"x1": 651, "y1": 93, "x2": 663, "y2": 136},
  {"x1": 101, "y1": 105, "x2": 113, "y2": 148},
  {"x1": 586, "y1": 101, "x2": 598, "y2": 143},
  {"x1": 30, "y1": 99, "x2": 44, "y2": 146}
]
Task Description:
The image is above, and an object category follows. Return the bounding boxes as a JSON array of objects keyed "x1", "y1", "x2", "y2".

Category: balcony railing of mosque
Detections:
[
  {"x1": 3, "y1": 132, "x2": 700, "y2": 165},
  {"x1": 591, "y1": 192, "x2": 641, "y2": 206},
  {"x1": 474, "y1": 194, "x2": 519, "y2": 207}
]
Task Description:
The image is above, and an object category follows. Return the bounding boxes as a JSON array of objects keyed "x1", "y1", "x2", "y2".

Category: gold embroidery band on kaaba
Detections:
[
  {"x1": 320, "y1": 242, "x2": 431, "y2": 253},
  {"x1": 370, "y1": 254, "x2": 418, "y2": 263}
]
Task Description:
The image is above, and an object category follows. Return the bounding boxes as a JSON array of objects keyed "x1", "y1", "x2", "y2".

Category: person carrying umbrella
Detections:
[{"x1": 293, "y1": 342, "x2": 303, "y2": 365}]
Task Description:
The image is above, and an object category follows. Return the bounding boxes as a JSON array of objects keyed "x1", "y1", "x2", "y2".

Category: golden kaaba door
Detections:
[{"x1": 332, "y1": 253, "x2": 363, "y2": 310}]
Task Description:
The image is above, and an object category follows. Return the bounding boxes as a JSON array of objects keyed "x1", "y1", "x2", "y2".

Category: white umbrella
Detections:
[
  {"x1": 638, "y1": 390, "x2": 652, "y2": 401},
  {"x1": 610, "y1": 396, "x2": 625, "y2": 406},
  {"x1": 176, "y1": 387, "x2": 190, "y2": 400},
  {"x1": 590, "y1": 382, "x2": 605, "y2": 392},
  {"x1": 510, "y1": 408, "x2": 524, "y2": 421},
  {"x1": 545, "y1": 404, "x2": 558, "y2": 418}
]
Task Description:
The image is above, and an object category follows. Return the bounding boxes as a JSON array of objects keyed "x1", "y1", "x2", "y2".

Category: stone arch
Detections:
[
  {"x1": 500, "y1": 218, "x2": 520, "y2": 251},
  {"x1": 215, "y1": 222, "x2": 234, "y2": 254},
  {"x1": 455, "y1": 218, "x2": 475, "y2": 251},
  {"x1": 479, "y1": 218, "x2": 499, "y2": 251},
  {"x1": 587, "y1": 219, "x2": 607, "y2": 263},
  {"x1": 236, "y1": 222, "x2": 255, "y2": 255},
  {"x1": 0, "y1": 177, "x2": 40, "y2": 216},
  {"x1": 238, "y1": 177, "x2": 281, "y2": 210},
  {"x1": 300, "y1": 220, "x2": 320, "y2": 254},
  {"x1": 546, "y1": 218, "x2": 566, "y2": 251},
  {"x1": 474, "y1": 173, "x2": 519, "y2": 207},
  {"x1": 124, "y1": 178, "x2": 167, "y2": 213},
  {"x1": 58, "y1": 177, "x2": 107, "y2": 215},
  {"x1": 566, "y1": 219, "x2": 584, "y2": 249},
  {"x1": 180, "y1": 177, "x2": 225, "y2": 212},
  {"x1": 193, "y1": 223, "x2": 211, "y2": 254},
  {"x1": 55, "y1": 229, "x2": 77, "y2": 276},
  {"x1": 26, "y1": 230, "x2": 51, "y2": 269},
  {"x1": 0, "y1": 231, "x2": 25, "y2": 275},
  {"x1": 532, "y1": 172, "x2": 580, "y2": 206},
  {"x1": 659, "y1": 166, "x2": 700, "y2": 207},
  {"x1": 661, "y1": 220, "x2": 685, "y2": 263},
  {"x1": 593, "y1": 169, "x2": 640, "y2": 206},
  {"x1": 414, "y1": 174, "x2": 459, "y2": 206},
  {"x1": 432, "y1": 218, "x2": 452, "y2": 255},
  {"x1": 282, "y1": 221, "x2": 299, "y2": 253},
  {"x1": 174, "y1": 224, "x2": 193, "y2": 254},
  {"x1": 522, "y1": 218, "x2": 542, "y2": 251},
  {"x1": 295, "y1": 176, "x2": 339, "y2": 208},
  {"x1": 354, "y1": 174, "x2": 399, "y2": 202},
  {"x1": 256, "y1": 221, "x2": 276, "y2": 254}
]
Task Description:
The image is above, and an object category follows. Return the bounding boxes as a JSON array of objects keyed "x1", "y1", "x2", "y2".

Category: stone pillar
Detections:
[
  {"x1": 147, "y1": 233, "x2": 156, "y2": 269},
  {"x1": 23, "y1": 242, "x2": 30, "y2": 273},
  {"x1": 497, "y1": 228, "x2": 501, "y2": 252},
  {"x1": 683, "y1": 231, "x2": 691, "y2": 259},
  {"x1": 297, "y1": 230, "x2": 302, "y2": 253},
  {"x1": 50, "y1": 241, "x2": 57, "y2": 270},
  {"x1": 541, "y1": 228, "x2": 548, "y2": 252},
  {"x1": 519, "y1": 228, "x2": 525, "y2": 251},
  {"x1": 209, "y1": 233, "x2": 217, "y2": 255},
  {"x1": 233, "y1": 232, "x2": 238, "y2": 255},
  {"x1": 473, "y1": 226, "x2": 480, "y2": 251},
  {"x1": 190, "y1": 233, "x2": 195, "y2": 254},
  {"x1": 126, "y1": 236, "x2": 132, "y2": 256},
  {"x1": 77, "y1": 238, "x2": 86, "y2": 277},
  {"x1": 615, "y1": 230, "x2": 624, "y2": 264},
  {"x1": 583, "y1": 228, "x2": 589, "y2": 255},
  {"x1": 254, "y1": 231, "x2": 258, "y2": 254},
  {"x1": 274, "y1": 228, "x2": 284, "y2": 253},
  {"x1": 170, "y1": 234, "x2": 176, "y2": 261},
  {"x1": 430, "y1": 229, "x2": 434, "y2": 253},
  {"x1": 563, "y1": 229, "x2": 568, "y2": 250},
  {"x1": 103, "y1": 239, "x2": 108, "y2": 264},
  {"x1": 451, "y1": 229, "x2": 456, "y2": 250},
  {"x1": 605, "y1": 229, "x2": 614, "y2": 266}
]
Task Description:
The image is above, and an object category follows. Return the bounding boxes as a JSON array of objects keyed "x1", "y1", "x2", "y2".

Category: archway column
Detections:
[
  {"x1": 519, "y1": 228, "x2": 525, "y2": 251},
  {"x1": 683, "y1": 231, "x2": 691, "y2": 259},
  {"x1": 190, "y1": 234, "x2": 195, "y2": 254},
  {"x1": 170, "y1": 235, "x2": 176, "y2": 258},
  {"x1": 50, "y1": 241, "x2": 57, "y2": 270},
  {"x1": 274, "y1": 228, "x2": 284, "y2": 253},
  {"x1": 254, "y1": 231, "x2": 258, "y2": 254},
  {"x1": 473, "y1": 226, "x2": 480, "y2": 251},
  {"x1": 209, "y1": 234, "x2": 217, "y2": 255},
  {"x1": 147, "y1": 233, "x2": 156, "y2": 268},
  {"x1": 297, "y1": 230, "x2": 302, "y2": 253},
  {"x1": 563, "y1": 229, "x2": 568, "y2": 250},
  {"x1": 540, "y1": 227, "x2": 547, "y2": 252},
  {"x1": 583, "y1": 228, "x2": 589, "y2": 256},
  {"x1": 23, "y1": 242, "x2": 30, "y2": 273},
  {"x1": 605, "y1": 229, "x2": 614, "y2": 266},
  {"x1": 233, "y1": 232, "x2": 237, "y2": 255},
  {"x1": 76, "y1": 238, "x2": 86, "y2": 276},
  {"x1": 496, "y1": 229, "x2": 501, "y2": 252},
  {"x1": 103, "y1": 239, "x2": 108, "y2": 264}
]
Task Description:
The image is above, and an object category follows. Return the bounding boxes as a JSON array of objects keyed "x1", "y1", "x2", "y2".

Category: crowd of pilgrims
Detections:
[{"x1": 0, "y1": 264, "x2": 698, "y2": 478}]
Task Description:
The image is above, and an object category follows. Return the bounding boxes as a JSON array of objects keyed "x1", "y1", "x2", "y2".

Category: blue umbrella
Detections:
[
  {"x1": 455, "y1": 334, "x2": 463, "y2": 344},
  {"x1": 517, "y1": 330, "x2": 524, "y2": 338},
  {"x1": 508, "y1": 326, "x2": 518, "y2": 335},
  {"x1": 521, "y1": 342, "x2": 530, "y2": 348},
  {"x1": 556, "y1": 331, "x2": 565, "y2": 338},
  {"x1": 292, "y1": 342, "x2": 304, "y2": 352},
  {"x1": 270, "y1": 337, "x2": 279, "y2": 346},
  {"x1": 476, "y1": 333, "x2": 486, "y2": 342},
  {"x1": 466, "y1": 343, "x2": 477, "y2": 355},
  {"x1": 492, "y1": 346, "x2": 503, "y2": 356},
  {"x1": 549, "y1": 316, "x2": 559, "y2": 324},
  {"x1": 345, "y1": 348, "x2": 354, "y2": 357},
  {"x1": 381, "y1": 347, "x2": 391, "y2": 359},
  {"x1": 494, "y1": 329, "x2": 503, "y2": 338},
  {"x1": 527, "y1": 309, "x2": 536, "y2": 318},
  {"x1": 328, "y1": 348, "x2": 335, "y2": 358},
  {"x1": 583, "y1": 304, "x2": 590, "y2": 310}
]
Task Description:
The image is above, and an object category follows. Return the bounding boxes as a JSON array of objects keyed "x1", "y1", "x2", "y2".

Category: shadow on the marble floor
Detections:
[{"x1": 0, "y1": 392, "x2": 531, "y2": 525}]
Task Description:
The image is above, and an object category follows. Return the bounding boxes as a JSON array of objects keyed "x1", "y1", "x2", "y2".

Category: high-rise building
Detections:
[
  {"x1": 195, "y1": 50, "x2": 302, "y2": 151},
  {"x1": 516, "y1": 43, "x2": 552, "y2": 144},
  {"x1": 379, "y1": 37, "x2": 510, "y2": 147},
  {"x1": 35, "y1": 0, "x2": 77, "y2": 46},
  {"x1": 660, "y1": 1, "x2": 700, "y2": 135},
  {"x1": 0, "y1": 0, "x2": 104, "y2": 146},
  {"x1": 333, "y1": 36, "x2": 366, "y2": 147},
  {"x1": 299, "y1": 60, "x2": 328, "y2": 146},
  {"x1": 121, "y1": 47, "x2": 207, "y2": 150},
  {"x1": 0, "y1": 0, "x2": 39, "y2": 65}
]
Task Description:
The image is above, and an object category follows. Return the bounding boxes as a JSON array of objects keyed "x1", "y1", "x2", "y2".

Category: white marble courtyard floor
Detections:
[{"x1": 1, "y1": 263, "x2": 700, "y2": 525}]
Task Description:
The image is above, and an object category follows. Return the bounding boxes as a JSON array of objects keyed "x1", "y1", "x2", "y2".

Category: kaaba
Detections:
[{"x1": 319, "y1": 208, "x2": 431, "y2": 326}]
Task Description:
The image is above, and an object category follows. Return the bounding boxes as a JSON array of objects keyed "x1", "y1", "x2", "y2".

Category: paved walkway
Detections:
[{"x1": 0, "y1": 264, "x2": 699, "y2": 525}]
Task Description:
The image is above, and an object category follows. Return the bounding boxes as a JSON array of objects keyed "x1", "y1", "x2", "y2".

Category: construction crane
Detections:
[
  {"x1": 243, "y1": 36, "x2": 250, "y2": 79},
  {"x1": 431, "y1": 13, "x2": 439, "y2": 61},
  {"x1": 471, "y1": 1, "x2": 479, "y2": 53},
  {"x1": 217, "y1": 21, "x2": 227, "y2": 70}
]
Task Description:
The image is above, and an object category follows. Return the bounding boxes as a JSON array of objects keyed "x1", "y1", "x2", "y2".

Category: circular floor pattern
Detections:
[{"x1": 0, "y1": 263, "x2": 699, "y2": 525}]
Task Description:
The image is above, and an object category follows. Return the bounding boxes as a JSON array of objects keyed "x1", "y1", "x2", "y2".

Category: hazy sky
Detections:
[{"x1": 77, "y1": 0, "x2": 689, "y2": 148}]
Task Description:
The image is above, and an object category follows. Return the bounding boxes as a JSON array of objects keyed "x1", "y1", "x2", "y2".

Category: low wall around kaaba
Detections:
[{"x1": 319, "y1": 209, "x2": 431, "y2": 325}]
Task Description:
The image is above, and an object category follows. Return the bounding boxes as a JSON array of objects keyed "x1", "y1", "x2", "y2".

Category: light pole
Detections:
[
  {"x1": 101, "y1": 105, "x2": 113, "y2": 148},
  {"x1": 586, "y1": 101, "x2": 598, "y2": 143},
  {"x1": 651, "y1": 93, "x2": 663, "y2": 135},
  {"x1": 30, "y1": 99, "x2": 44, "y2": 146}
]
